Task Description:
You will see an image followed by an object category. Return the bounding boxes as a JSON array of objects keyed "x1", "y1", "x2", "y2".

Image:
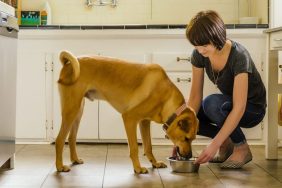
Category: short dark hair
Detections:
[{"x1": 186, "y1": 10, "x2": 226, "y2": 50}]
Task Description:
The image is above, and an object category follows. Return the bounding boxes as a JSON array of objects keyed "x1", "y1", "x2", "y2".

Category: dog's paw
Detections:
[
  {"x1": 152, "y1": 161, "x2": 167, "y2": 168},
  {"x1": 134, "y1": 167, "x2": 149, "y2": 174},
  {"x1": 72, "y1": 158, "x2": 84, "y2": 165},
  {"x1": 57, "y1": 165, "x2": 71, "y2": 172}
]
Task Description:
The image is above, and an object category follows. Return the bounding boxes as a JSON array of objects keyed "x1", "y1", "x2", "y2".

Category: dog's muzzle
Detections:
[{"x1": 177, "y1": 146, "x2": 192, "y2": 159}]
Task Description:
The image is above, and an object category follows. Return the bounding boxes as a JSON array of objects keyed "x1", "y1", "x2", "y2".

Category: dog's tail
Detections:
[{"x1": 58, "y1": 51, "x2": 80, "y2": 85}]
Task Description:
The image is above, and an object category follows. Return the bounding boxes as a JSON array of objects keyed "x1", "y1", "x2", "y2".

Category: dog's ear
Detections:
[
  {"x1": 187, "y1": 111, "x2": 199, "y2": 139},
  {"x1": 177, "y1": 119, "x2": 190, "y2": 133}
]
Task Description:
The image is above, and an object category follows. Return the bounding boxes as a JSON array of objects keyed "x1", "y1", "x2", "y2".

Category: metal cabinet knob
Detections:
[
  {"x1": 177, "y1": 77, "x2": 191, "y2": 82},
  {"x1": 279, "y1": 65, "x2": 282, "y2": 68},
  {"x1": 176, "y1": 57, "x2": 191, "y2": 62}
]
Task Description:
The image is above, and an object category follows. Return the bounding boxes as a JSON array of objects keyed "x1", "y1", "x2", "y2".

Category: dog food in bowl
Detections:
[{"x1": 167, "y1": 157, "x2": 200, "y2": 173}]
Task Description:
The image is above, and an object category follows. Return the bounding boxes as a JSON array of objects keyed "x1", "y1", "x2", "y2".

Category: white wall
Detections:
[
  {"x1": 272, "y1": 0, "x2": 282, "y2": 27},
  {"x1": 20, "y1": 0, "x2": 268, "y2": 25}
]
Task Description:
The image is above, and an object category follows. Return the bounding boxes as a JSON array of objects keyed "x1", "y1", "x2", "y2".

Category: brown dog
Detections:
[{"x1": 56, "y1": 51, "x2": 199, "y2": 174}]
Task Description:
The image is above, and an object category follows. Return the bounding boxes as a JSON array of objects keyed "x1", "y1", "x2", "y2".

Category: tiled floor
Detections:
[{"x1": 0, "y1": 144, "x2": 281, "y2": 188}]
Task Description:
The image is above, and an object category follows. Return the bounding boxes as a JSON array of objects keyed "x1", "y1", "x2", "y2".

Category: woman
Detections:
[{"x1": 186, "y1": 10, "x2": 266, "y2": 168}]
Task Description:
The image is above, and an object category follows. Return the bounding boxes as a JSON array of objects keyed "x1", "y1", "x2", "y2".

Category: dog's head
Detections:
[{"x1": 165, "y1": 107, "x2": 199, "y2": 158}]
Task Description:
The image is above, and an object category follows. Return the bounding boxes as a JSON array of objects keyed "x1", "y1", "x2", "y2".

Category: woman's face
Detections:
[{"x1": 194, "y1": 44, "x2": 217, "y2": 57}]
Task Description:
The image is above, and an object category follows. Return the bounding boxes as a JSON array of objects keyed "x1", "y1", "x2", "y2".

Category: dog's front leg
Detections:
[
  {"x1": 139, "y1": 120, "x2": 167, "y2": 169},
  {"x1": 122, "y1": 114, "x2": 148, "y2": 174}
]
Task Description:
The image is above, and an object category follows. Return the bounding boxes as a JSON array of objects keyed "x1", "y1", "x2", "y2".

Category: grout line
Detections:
[
  {"x1": 40, "y1": 162, "x2": 56, "y2": 188},
  {"x1": 40, "y1": 144, "x2": 69, "y2": 187},
  {"x1": 157, "y1": 168, "x2": 165, "y2": 188},
  {"x1": 15, "y1": 144, "x2": 28, "y2": 154},
  {"x1": 101, "y1": 144, "x2": 109, "y2": 188},
  {"x1": 193, "y1": 148, "x2": 226, "y2": 186},
  {"x1": 206, "y1": 164, "x2": 226, "y2": 186},
  {"x1": 252, "y1": 161, "x2": 282, "y2": 183}
]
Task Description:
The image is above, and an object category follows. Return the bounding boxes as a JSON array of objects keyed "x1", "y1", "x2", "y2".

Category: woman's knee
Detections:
[
  {"x1": 202, "y1": 94, "x2": 223, "y2": 114},
  {"x1": 202, "y1": 94, "x2": 231, "y2": 124}
]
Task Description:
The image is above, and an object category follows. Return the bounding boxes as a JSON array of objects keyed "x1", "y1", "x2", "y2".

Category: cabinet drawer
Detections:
[
  {"x1": 270, "y1": 30, "x2": 282, "y2": 50},
  {"x1": 152, "y1": 52, "x2": 192, "y2": 71}
]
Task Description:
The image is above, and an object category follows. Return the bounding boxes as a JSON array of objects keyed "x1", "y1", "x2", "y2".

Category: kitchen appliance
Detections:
[{"x1": 0, "y1": 7, "x2": 18, "y2": 169}]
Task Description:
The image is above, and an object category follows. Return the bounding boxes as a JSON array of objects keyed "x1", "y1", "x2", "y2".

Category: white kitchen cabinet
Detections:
[
  {"x1": 16, "y1": 48, "x2": 99, "y2": 142},
  {"x1": 151, "y1": 52, "x2": 192, "y2": 72},
  {"x1": 16, "y1": 51, "x2": 47, "y2": 140}
]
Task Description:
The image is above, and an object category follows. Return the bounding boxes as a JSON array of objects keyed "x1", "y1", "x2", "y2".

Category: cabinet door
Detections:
[
  {"x1": 16, "y1": 51, "x2": 46, "y2": 140},
  {"x1": 151, "y1": 52, "x2": 192, "y2": 72},
  {"x1": 52, "y1": 53, "x2": 99, "y2": 141},
  {"x1": 98, "y1": 53, "x2": 147, "y2": 140},
  {"x1": 151, "y1": 72, "x2": 192, "y2": 139}
]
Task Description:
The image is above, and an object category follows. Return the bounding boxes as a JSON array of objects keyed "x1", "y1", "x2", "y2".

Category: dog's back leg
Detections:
[
  {"x1": 139, "y1": 120, "x2": 167, "y2": 169},
  {"x1": 56, "y1": 97, "x2": 84, "y2": 172},
  {"x1": 122, "y1": 113, "x2": 148, "y2": 174},
  {"x1": 68, "y1": 99, "x2": 85, "y2": 165}
]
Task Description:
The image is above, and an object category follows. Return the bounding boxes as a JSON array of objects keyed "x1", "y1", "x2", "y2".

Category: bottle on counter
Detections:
[
  {"x1": 41, "y1": 1, "x2": 51, "y2": 25},
  {"x1": 41, "y1": 10, "x2": 47, "y2": 25}
]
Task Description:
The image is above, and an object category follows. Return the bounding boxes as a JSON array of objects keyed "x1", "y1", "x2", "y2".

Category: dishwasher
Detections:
[{"x1": 0, "y1": 9, "x2": 18, "y2": 170}]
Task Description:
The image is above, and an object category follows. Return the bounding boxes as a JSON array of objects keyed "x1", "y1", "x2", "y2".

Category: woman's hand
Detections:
[{"x1": 195, "y1": 142, "x2": 219, "y2": 164}]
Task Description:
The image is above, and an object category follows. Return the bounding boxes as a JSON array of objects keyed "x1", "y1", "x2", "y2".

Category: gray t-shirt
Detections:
[{"x1": 191, "y1": 40, "x2": 266, "y2": 108}]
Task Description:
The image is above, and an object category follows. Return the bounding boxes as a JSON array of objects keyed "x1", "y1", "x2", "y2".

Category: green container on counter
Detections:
[{"x1": 21, "y1": 11, "x2": 40, "y2": 26}]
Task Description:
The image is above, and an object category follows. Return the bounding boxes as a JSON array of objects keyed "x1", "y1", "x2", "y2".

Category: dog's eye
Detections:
[{"x1": 178, "y1": 120, "x2": 189, "y2": 133}]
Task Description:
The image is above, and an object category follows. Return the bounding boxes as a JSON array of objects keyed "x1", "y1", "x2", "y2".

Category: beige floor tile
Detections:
[
  {"x1": 48, "y1": 163, "x2": 105, "y2": 177},
  {"x1": 0, "y1": 174, "x2": 47, "y2": 187},
  {"x1": 42, "y1": 174, "x2": 103, "y2": 188},
  {"x1": 208, "y1": 160, "x2": 282, "y2": 187},
  {"x1": 103, "y1": 171, "x2": 163, "y2": 188}
]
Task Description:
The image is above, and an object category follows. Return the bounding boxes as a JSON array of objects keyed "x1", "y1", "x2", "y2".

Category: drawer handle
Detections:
[
  {"x1": 176, "y1": 57, "x2": 191, "y2": 62},
  {"x1": 177, "y1": 78, "x2": 191, "y2": 82},
  {"x1": 274, "y1": 38, "x2": 282, "y2": 41},
  {"x1": 279, "y1": 65, "x2": 282, "y2": 68}
]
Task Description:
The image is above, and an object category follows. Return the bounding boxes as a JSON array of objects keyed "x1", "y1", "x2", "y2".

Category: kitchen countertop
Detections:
[
  {"x1": 18, "y1": 24, "x2": 268, "y2": 40},
  {"x1": 263, "y1": 26, "x2": 282, "y2": 33},
  {"x1": 19, "y1": 24, "x2": 269, "y2": 30}
]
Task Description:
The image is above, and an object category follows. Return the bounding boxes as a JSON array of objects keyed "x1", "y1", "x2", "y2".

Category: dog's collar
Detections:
[{"x1": 162, "y1": 103, "x2": 187, "y2": 133}]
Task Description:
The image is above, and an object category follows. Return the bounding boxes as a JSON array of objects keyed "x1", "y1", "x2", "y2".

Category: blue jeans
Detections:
[{"x1": 197, "y1": 94, "x2": 266, "y2": 144}]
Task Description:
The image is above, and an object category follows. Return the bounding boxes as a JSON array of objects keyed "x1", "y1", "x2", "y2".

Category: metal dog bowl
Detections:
[{"x1": 167, "y1": 157, "x2": 200, "y2": 173}]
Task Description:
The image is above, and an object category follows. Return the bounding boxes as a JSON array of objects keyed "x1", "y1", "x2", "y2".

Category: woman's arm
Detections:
[
  {"x1": 187, "y1": 65, "x2": 204, "y2": 113},
  {"x1": 212, "y1": 72, "x2": 248, "y2": 147},
  {"x1": 195, "y1": 72, "x2": 248, "y2": 163}
]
